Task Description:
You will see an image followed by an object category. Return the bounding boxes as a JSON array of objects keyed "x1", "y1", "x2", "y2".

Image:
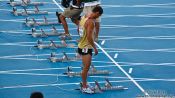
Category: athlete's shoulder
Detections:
[{"x1": 86, "y1": 18, "x2": 94, "y2": 24}]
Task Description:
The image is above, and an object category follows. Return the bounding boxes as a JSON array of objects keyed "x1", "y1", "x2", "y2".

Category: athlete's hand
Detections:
[{"x1": 94, "y1": 48, "x2": 98, "y2": 56}]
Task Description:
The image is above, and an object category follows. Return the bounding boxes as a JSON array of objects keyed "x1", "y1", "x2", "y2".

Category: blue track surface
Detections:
[{"x1": 0, "y1": 0, "x2": 175, "y2": 98}]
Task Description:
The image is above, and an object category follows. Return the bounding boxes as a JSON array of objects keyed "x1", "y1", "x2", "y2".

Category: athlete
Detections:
[
  {"x1": 56, "y1": 0, "x2": 83, "y2": 36},
  {"x1": 77, "y1": 6, "x2": 103, "y2": 93}
]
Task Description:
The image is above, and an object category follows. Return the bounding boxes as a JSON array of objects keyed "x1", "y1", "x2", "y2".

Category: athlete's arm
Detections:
[{"x1": 86, "y1": 19, "x2": 98, "y2": 55}]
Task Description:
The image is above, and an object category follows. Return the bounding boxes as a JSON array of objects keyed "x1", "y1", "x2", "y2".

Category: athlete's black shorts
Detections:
[{"x1": 78, "y1": 48, "x2": 93, "y2": 56}]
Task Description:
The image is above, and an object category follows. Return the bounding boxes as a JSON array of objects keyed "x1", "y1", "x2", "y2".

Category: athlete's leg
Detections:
[
  {"x1": 59, "y1": 15, "x2": 70, "y2": 35},
  {"x1": 81, "y1": 54, "x2": 92, "y2": 88}
]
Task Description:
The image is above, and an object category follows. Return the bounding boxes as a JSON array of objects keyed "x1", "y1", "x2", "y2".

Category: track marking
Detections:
[
  {"x1": 101, "y1": 24, "x2": 175, "y2": 29},
  {"x1": 1, "y1": 42, "x2": 175, "y2": 52},
  {"x1": 1, "y1": 61, "x2": 175, "y2": 73},
  {"x1": 0, "y1": 28, "x2": 77, "y2": 34},
  {"x1": 0, "y1": 8, "x2": 60, "y2": 11},
  {"x1": 0, "y1": 77, "x2": 175, "y2": 89},
  {"x1": 102, "y1": 13, "x2": 175, "y2": 18},
  {"x1": 0, "y1": 64, "x2": 117, "y2": 73},
  {"x1": 102, "y1": 3, "x2": 175, "y2": 8},
  {"x1": 104, "y1": 48, "x2": 175, "y2": 52},
  {"x1": 0, "y1": 72, "x2": 174, "y2": 83}
]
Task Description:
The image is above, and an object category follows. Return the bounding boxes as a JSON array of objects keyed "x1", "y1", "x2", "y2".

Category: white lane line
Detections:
[
  {"x1": 0, "y1": 40, "x2": 77, "y2": 45},
  {"x1": 0, "y1": 11, "x2": 58, "y2": 15},
  {"x1": 107, "y1": 50, "x2": 175, "y2": 53},
  {"x1": 0, "y1": 13, "x2": 152, "y2": 22},
  {"x1": 0, "y1": 72, "x2": 63, "y2": 76},
  {"x1": 101, "y1": 3, "x2": 175, "y2": 8},
  {"x1": 118, "y1": 62, "x2": 175, "y2": 66},
  {"x1": 0, "y1": 28, "x2": 77, "y2": 34},
  {"x1": 1, "y1": 62, "x2": 175, "y2": 73},
  {"x1": 0, "y1": 72, "x2": 174, "y2": 83},
  {"x1": 111, "y1": 50, "x2": 175, "y2": 53},
  {"x1": 1, "y1": 39, "x2": 175, "y2": 47},
  {"x1": 0, "y1": 53, "x2": 100, "y2": 61},
  {"x1": 1, "y1": 34, "x2": 175, "y2": 43},
  {"x1": 0, "y1": 17, "x2": 58, "y2": 22},
  {"x1": 0, "y1": 44, "x2": 175, "y2": 53},
  {"x1": 0, "y1": 19, "x2": 24, "y2": 22},
  {"x1": 0, "y1": 60, "x2": 113, "y2": 65},
  {"x1": 103, "y1": 13, "x2": 175, "y2": 17},
  {"x1": 90, "y1": 76, "x2": 175, "y2": 81},
  {"x1": 101, "y1": 24, "x2": 175, "y2": 29},
  {"x1": 0, "y1": 51, "x2": 96, "y2": 59},
  {"x1": 104, "y1": 61, "x2": 175, "y2": 67},
  {"x1": 1, "y1": 0, "x2": 56, "y2": 4},
  {"x1": 0, "y1": 67, "x2": 66, "y2": 73},
  {"x1": 0, "y1": 65, "x2": 117, "y2": 73},
  {"x1": 0, "y1": 54, "x2": 51, "y2": 58},
  {"x1": 102, "y1": 14, "x2": 175, "y2": 18},
  {"x1": 0, "y1": 78, "x2": 175, "y2": 89},
  {"x1": 1, "y1": 67, "x2": 175, "y2": 83},
  {"x1": 102, "y1": 6, "x2": 175, "y2": 9},
  {"x1": 0, "y1": 80, "x2": 130, "y2": 89},
  {"x1": 100, "y1": 36, "x2": 175, "y2": 40},
  {"x1": 0, "y1": 44, "x2": 76, "y2": 47},
  {"x1": 1, "y1": 13, "x2": 175, "y2": 23},
  {"x1": 0, "y1": 71, "x2": 170, "y2": 82},
  {"x1": 0, "y1": 44, "x2": 34, "y2": 47},
  {"x1": 0, "y1": 83, "x2": 75, "y2": 89},
  {"x1": 103, "y1": 48, "x2": 175, "y2": 52},
  {"x1": 0, "y1": 8, "x2": 60, "y2": 11},
  {"x1": 103, "y1": 24, "x2": 175, "y2": 26},
  {"x1": 0, "y1": 18, "x2": 74, "y2": 27},
  {"x1": 0, "y1": 40, "x2": 78, "y2": 46},
  {"x1": 98, "y1": 35, "x2": 175, "y2": 38},
  {"x1": 101, "y1": 26, "x2": 175, "y2": 29},
  {"x1": 1, "y1": 35, "x2": 175, "y2": 47},
  {"x1": 0, "y1": 58, "x2": 47, "y2": 61},
  {"x1": 0, "y1": 65, "x2": 116, "y2": 73}
]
